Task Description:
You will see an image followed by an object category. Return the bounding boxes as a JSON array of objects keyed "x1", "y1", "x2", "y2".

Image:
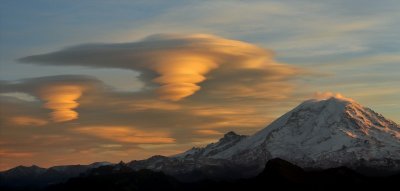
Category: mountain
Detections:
[
  {"x1": 0, "y1": 162, "x2": 112, "y2": 190},
  {"x1": 44, "y1": 158, "x2": 400, "y2": 191},
  {"x1": 128, "y1": 96, "x2": 400, "y2": 178},
  {"x1": 174, "y1": 131, "x2": 247, "y2": 159},
  {"x1": 214, "y1": 97, "x2": 400, "y2": 173},
  {"x1": 1, "y1": 96, "x2": 400, "y2": 188},
  {"x1": 127, "y1": 131, "x2": 251, "y2": 181}
]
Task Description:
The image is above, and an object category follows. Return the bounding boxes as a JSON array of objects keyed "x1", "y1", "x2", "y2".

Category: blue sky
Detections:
[{"x1": 0, "y1": 0, "x2": 399, "y2": 169}]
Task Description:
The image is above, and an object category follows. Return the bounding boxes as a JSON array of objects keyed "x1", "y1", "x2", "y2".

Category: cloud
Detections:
[
  {"x1": 0, "y1": 149, "x2": 34, "y2": 158},
  {"x1": 2, "y1": 0, "x2": 400, "y2": 169},
  {"x1": 1, "y1": 34, "x2": 309, "y2": 169},
  {"x1": 120, "y1": 99, "x2": 181, "y2": 111},
  {"x1": 0, "y1": 92, "x2": 36, "y2": 102},
  {"x1": 0, "y1": 94, "x2": 48, "y2": 128},
  {"x1": 0, "y1": 74, "x2": 300, "y2": 171},
  {"x1": 0, "y1": 75, "x2": 104, "y2": 122},
  {"x1": 194, "y1": 129, "x2": 223, "y2": 136},
  {"x1": 19, "y1": 34, "x2": 301, "y2": 101},
  {"x1": 10, "y1": 116, "x2": 48, "y2": 126},
  {"x1": 39, "y1": 85, "x2": 83, "y2": 122},
  {"x1": 72, "y1": 126, "x2": 175, "y2": 144},
  {"x1": 313, "y1": 91, "x2": 354, "y2": 102}
]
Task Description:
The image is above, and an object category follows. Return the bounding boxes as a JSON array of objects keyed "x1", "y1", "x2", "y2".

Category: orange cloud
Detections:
[
  {"x1": 189, "y1": 106, "x2": 267, "y2": 131},
  {"x1": 0, "y1": 149, "x2": 34, "y2": 158},
  {"x1": 151, "y1": 55, "x2": 218, "y2": 101},
  {"x1": 195, "y1": 129, "x2": 223, "y2": 135},
  {"x1": 10, "y1": 116, "x2": 48, "y2": 126},
  {"x1": 39, "y1": 85, "x2": 83, "y2": 122},
  {"x1": 191, "y1": 106, "x2": 255, "y2": 116},
  {"x1": 313, "y1": 91, "x2": 354, "y2": 102},
  {"x1": 20, "y1": 34, "x2": 298, "y2": 101},
  {"x1": 145, "y1": 35, "x2": 274, "y2": 101},
  {"x1": 72, "y1": 126, "x2": 175, "y2": 144},
  {"x1": 126, "y1": 100, "x2": 181, "y2": 111}
]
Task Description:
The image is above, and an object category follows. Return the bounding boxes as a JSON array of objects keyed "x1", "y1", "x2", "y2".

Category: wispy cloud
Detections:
[
  {"x1": 10, "y1": 116, "x2": 48, "y2": 126},
  {"x1": 1, "y1": 33, "x2": 308, "y2": 168},
  {"x1": 72, "y1": 126, "x2": 175, "y2": 144},
  {"x1": 194, "y1": 129, "x2": 223, "y2": 136}
]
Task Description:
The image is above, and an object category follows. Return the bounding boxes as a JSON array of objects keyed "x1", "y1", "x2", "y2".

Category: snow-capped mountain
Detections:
[
  {"x1": 213, "y1": 97, "x2": 400, "y2": 172},
  {"x1": 129, "y1": 96, "x2": 400, "y2": 177}
]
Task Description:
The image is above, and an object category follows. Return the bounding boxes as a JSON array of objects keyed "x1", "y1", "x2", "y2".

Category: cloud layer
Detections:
[
  {"x1": 0, "y1": 34, "x2": 307, "y2": 170},
  {"x1": 20, "y1": 34, "x2": 299, "y2": 101}
]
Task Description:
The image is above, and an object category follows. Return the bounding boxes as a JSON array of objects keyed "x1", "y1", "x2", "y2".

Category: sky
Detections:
[{"x1": 0, "y1": 0, "x2": 399, "y2": 170}]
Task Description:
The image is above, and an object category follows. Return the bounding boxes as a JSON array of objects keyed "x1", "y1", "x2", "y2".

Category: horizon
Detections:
[{"x1": 1, "y1": 0, "x2": 400, "y2": 171}]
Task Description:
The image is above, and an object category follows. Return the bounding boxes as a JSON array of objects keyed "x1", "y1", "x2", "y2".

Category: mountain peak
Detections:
[
  {"x1": 223, "y1": 131, "x2": 239, "y2": 138},
  {"x1": 218, "y1": 131, "x2": 246, "y2": 144},
  {"x1": 312, "y1": 92, "x2": 355, "y2": 103},
  {"x1": 302, "y1": 96, "x2": 354, "y2": 107},
  {"x1": 294, "y1": 96, "x2": 360, "y2": 118},
  {"x1": 172, "y1": 131, "x2": 247, "y2": 160},
  {"x1": 89, "y1": 161, "x2": 112, "y2": 168},
  {"x1": 11, "y1": 165, "x2": 44, "y2": 171},
  {"x1": 283, "y1": 95, "x2": 399, "y2": 135},
  {"x1": 3, "y1": 165, "x2": 46, "y2": 177},
  {"x1": 323, "y1": 96, "x2": 354, "y2": 105}
]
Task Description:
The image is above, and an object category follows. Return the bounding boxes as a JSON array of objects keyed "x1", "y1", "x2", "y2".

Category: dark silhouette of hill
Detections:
[
  {"x1": 1, "y1": 158, "x2": 398, "y2": 191},
  {"x1": 39, "y1": 158, "x2": 399, "y2": 191},
  {"x1": 0, "y1": 163, "x2": 109, "y2": 190}
]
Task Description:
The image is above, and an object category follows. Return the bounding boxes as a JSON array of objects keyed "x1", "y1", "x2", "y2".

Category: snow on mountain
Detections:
[
  {"x1": 127, "y1": 132, "x2": 249, "y2": 180},
  {"x1": 173, "y1": 131, "x2": 247, "y2": 160},
  {"x1": 212, "y1": 96, "x2": 400, "y2": 171},
  {"x1": 129, "y1": 96, "x2": 400, "y2": 177}
]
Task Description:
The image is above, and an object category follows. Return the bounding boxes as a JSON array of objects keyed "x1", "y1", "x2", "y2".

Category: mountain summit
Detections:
[
  {"x1": 211, "y1": 96, "x2": 400, "y2": 172},
  {"x1": 128, "y1": 96, "x2": 400, "y2": 178}
]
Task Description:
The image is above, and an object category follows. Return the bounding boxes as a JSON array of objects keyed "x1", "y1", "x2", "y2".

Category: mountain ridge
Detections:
[{"x1": 127, "y1": 96, "x2": 400, "y2": 178}]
